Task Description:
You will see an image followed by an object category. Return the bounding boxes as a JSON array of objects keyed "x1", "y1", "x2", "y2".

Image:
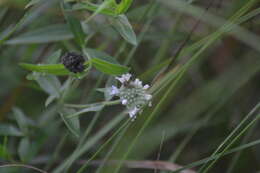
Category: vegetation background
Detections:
[{"x1": 0, "y1": 0, "x2": 260, "y2": 173}]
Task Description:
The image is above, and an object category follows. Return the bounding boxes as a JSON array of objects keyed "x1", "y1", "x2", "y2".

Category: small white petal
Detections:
[
  {"x1": 109, "y1": 85, "x2": 119, "y2": 95},
  {"x1": 116, "y1": 73, "x2": 132, "y2": 83},
  {"x1": 121, "y1": 99, "x2": 128, "y2": 105},
  {"x1": 123, "y1": 73, "x2": 132, "y2": 81},
  {"x1": 128, "y1": 107, "x2": 139, "y2": 118},
  {"x1": 143, "y1": 84, "x2": 150, "y2": 90},
  {"x1": 133, "y1": 78, "x2": 142, "y2": 87},
  {"x1": 115, "y1": 76, "x2": 125, "y2": 83},
  {"x1": 148, "y1": 102, "x2": 152, "y2": 107}
]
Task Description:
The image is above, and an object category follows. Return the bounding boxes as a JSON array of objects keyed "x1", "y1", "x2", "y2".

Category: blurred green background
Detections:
[{"x1": 1, "y1": 0, "x2": 260, "y2": 173}]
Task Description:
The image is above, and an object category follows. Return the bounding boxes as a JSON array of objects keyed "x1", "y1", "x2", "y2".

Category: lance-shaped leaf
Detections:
[
  {"x1": 91, "y1": 58, "x2": 129, "y2": 75},
  {"x1": 59, "y1": 108, "x2": 80, "y2": 138},
  {"x1": 84, "y1": 48, "x2": 129, "y2": 75},
  {"x1": 19, "y1": 61, "x2": 89, "y2": 76},
  {"x1": 110, "y1": 14, "x2": 137, "y2": 45},
  {"x1": 6, "y1": 24, "x2": 73, "y2": 44},
  {"x1": 0, "y1": 124, "x2": 23, "y2": 136},
  {"x1": 62, "y1": 2, "x2": 86, "y2": 47},
  {"x1": 72, "y1": 0, "x2": 117, "y2": 17}
]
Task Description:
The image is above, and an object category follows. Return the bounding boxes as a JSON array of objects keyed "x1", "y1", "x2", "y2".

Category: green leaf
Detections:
[
  {"x1": 115, "y1": 0, "x2": 133, "y2": 14},
  {"x1": 67, "y1": 104, "x2": 104, "y2": 118},
  {"x1": 6, "y1": 24, "x2": 73, "y2": 44},
  {"x1": 12, "y1": 107, "x2": 33, "y2": 133},
  {"x1": 20, "y1": 63, "x2": 69, "y2": 75},
  {"x1": 0, "y1": 137, "x2": 9, "y2": 160},
  {"x1": 20, "y1": 62, "x2": 89, "y2": 76},
  {"x1": 25, "y1": 0, "x2": 41, "y2": 9},
  {"x1": 18, "y1": 138, "x2": 31, "y2": 162},
  {"x1": 91, "y1": 58, "x2": 129, "y2": 75},
  {"x1": 59, "y1": 108, "x2": 80, "y2": 137},
  {"x1": 0, "y1": 124, "x2": 23, "y2": 136},
  {"x1": 72, "y1": 1, "x2": 116, "y2": 17},
  {"x1": 110, "y1": 14, "x2": 137, "y2": 45},
  {"x1": 67, "y1": 16, "x2": 86, "y2": 46},
  {"x1": 26, "y1": 72, "x2": 61, "y2": 98},
  {"x1": 62, "y1": 2, "x2": 86, "y2": 47},
  {"x1": 83, "y1": 48, "x2": 129, "y2": 75},
  {"x1": 45, "y1": 95, "x2": 57, "y2": 107},
  {"x1": 85, "y1": 48, "x2": 118, "y2": 64},
  {"x1": 0, "y1": 11, "x2": 30, "y2": 45}
]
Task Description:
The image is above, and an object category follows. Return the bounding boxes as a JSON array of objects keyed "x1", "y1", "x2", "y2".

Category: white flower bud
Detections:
[{"x1": 143, "y1": 84, "x2": 150, "y2": 90}]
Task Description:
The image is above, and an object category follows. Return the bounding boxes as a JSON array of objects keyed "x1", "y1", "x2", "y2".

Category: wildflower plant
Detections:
[
  {"x1": 109, "y1": 73, "x2": 152, "y2": 119},
  {"x1": 18, "y1": 0, "x2": 138, "y2": 137},
  {"x1": 3, "y1": 0, "x2": 259, "y2": 173}
]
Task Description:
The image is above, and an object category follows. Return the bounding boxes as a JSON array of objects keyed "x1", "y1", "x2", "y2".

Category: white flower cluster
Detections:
[{"x1": 109, "y1": 73, "x2": 152, "y2": 120}]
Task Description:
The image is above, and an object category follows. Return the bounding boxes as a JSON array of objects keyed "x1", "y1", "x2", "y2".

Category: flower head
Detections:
[{"x1": 109, "y1": 73, "x2": 152, "y2": 120}]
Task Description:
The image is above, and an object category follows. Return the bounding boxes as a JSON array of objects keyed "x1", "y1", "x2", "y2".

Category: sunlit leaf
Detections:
[
  {"x1": 115, "y1": 0, "x2": 133, "y2": 14},
  {"x1": 20, "y1": 61, "x2": 89, "y2": 76}
]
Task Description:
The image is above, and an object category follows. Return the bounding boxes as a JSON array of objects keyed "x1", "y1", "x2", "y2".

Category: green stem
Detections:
[{"x1": 65, "y1": 100, "x2": 121, "y2": 108}]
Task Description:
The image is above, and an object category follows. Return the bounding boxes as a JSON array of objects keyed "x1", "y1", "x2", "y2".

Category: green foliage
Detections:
[{"x1": 1, "y1": 0, "x2": 260, "y2": 173}]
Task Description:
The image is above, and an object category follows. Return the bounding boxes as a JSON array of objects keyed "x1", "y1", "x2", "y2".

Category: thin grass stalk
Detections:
[{"x1": 198, "y1": 103, "x2": 260, "y2": 172}]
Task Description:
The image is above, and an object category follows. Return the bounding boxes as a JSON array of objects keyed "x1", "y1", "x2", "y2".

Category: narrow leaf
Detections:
[
  {"x1": 110, "y1": 14, "x2": 137, "y2": 45},
  {"x1": 116, "y1": 0, "x2": 133, "y2": 14},
  {"x1": 62, "y1": 2, "x2": 86, "y2": 47},
  {"x1": 92, "y1": 58, "x2": 129, "y2": 75},
  {"x1": 12, "y1": 107, "x2": 32, "y2": 132},
  {"x1": 67, "y1": 105, "x2": 104, "y2": 118},
  {"x1": 59, "y1": 108, "x2": 80, "y2": 137},
  {"x1": 20, "y1": 62, "x2": 89, "y2": 76},
  {"x1": 18, "y1": 138, "x2": 31, "y2": 162},
  {"x1": 31, "y1": 73, "x2": 61, "y2": 97},
  {"x1": 25, "y1": 0, "x2": 41, "y2": 9},
  {"x1": 6, "y1": 24, "x2": 73, "y2": 44},
  {"x1": 20, "y1": 63, "x2": 70, "y2": 75},
  {"x1": 0, "y1": 124, "x2": 23, "y2": 136},
  {"x1": 72, "y1": 1, "x2": 116, "y2": 17}
]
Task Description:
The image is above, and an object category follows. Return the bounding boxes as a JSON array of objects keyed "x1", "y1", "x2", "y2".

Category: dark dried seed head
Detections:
[{"x1": 61, "y1": 52, "x2": 86, "y2": 73}]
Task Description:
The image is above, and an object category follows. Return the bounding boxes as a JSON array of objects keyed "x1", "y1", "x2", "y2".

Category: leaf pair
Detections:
[{"x1": 20, "y1": 49, "x2": 129, "y2": 76}]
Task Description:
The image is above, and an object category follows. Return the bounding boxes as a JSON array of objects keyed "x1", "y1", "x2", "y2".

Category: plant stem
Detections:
[{"x1": 65, "y1": 100, "x2": 121, "y2": 108}]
